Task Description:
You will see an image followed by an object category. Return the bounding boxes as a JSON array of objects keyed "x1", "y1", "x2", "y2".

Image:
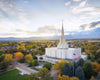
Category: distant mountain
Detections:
[
  {"x1": 0, "y1": 28, "x2": 100, "y2": 41},
  {"x1": 0, "y1": 36, "x2": 60, "y2": 41}
]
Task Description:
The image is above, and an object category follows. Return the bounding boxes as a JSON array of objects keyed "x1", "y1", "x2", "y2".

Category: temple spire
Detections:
[
  {"x1": 61, "y1": 20, "x2": 64, "y2": 37},
  {"x1": 57, "y1": 21, "x2": 68, "y2": 48},
  {"x1": 60, "y1": 20, "x2": 66, "y2": 44}
]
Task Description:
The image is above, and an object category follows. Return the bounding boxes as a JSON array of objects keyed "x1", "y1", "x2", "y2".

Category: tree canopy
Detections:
[
  {"x1": 63, "y1": 63, "x2": 72, "y2": 77},
  {"x1": 43, "y1": 62, "x2": 52, "y2": 70},
  {"x1": 53, "y1": 59, "x2": 67, "y2": 73},
  {"x1": 83, "y1": 62, "x2": 94, "y2": 79},
  {"x1": 25, "y1": 54, "x2": 33, "y2": 63},
  {"x1": 75, "y1": 66, "x2": 85, "y2": 80}
]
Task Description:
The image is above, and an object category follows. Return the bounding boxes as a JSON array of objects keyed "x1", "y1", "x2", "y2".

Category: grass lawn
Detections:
[{"x1": 0, "y1": 69, "x2": 29, "y2": 80}]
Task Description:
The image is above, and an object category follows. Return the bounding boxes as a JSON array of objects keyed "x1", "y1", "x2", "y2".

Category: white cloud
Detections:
[
  {"x1": 71, "y1": 0, "x2": 100, "y2": 16},
  {"x1": 72, "y1": 7, "x2": 100, "y2": 14},
  {"x1": 10, "y1": 25, "x2": 59, "y2": 37},
  {"x1": 73, "y1": 0, "x2": 81, "y2": 2},
  {"x1": 79, "y1": 0, "x2": 87, "y2": 7},
  {"x1": 86, "y1": 11, "x2": 100, "y2": 16},
  {"x1": 65, "y1": 1, "x2": 71, "y2": 6}
]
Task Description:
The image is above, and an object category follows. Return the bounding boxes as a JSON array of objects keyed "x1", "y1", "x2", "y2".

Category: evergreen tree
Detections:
[
  {"x1": 63, "y1": 63, "x2": 71, "y2": 77},
  {"x1": 75, "y1": 66, "x2": 85, "y2": 80},
  {"x1": 77, "y1": 58, "x2": 84, "y2": 67}
]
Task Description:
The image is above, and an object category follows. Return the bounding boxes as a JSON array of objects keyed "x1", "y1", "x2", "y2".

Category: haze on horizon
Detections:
[{"x1": 0, "y1": 0, "x2": 100, "y2": 39}]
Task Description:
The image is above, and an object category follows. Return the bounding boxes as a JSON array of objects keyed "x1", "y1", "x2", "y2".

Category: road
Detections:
[
  {"x1": 15, "y1": 62, "x2": 57, "y2": 80},
  {"x1": 16, "y1": 63, "x2": 38, "y2": 75},
  {"x1": 50, "y1": 70, "x2": 57, "y2": 80}
]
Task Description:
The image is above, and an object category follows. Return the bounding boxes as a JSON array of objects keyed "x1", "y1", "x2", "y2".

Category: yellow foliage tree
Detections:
[
  {"x1": 14, "y1": 52, "x2": 24, "y2": 61},
  {"x1": 91, "y1": 62, "x2": 100, "y2": 74},
  {"x1": 70, "y1": 77, "x2": 79, "y2": 80},
  {"x1": 53, "y1": 59, "x2": 67, "y2": 73},
  {"x1": 90, "y1": 76, "x2": 95, "y2": 80},
  {"x1": 57, "y1": 74, "x2": 69, "y2": 80},
  {"x1": 4, "y1": 54, "x2": 13, "y2": 63},
  {"x1": 25, "y1": 54, "x2": 33, "y2": 63},
  {"x1": 17, "y1": 44, "x2": 25, "y2": 50},
  {"x1": 57, "y1": 74, "x2": 79, "y2": 80}
]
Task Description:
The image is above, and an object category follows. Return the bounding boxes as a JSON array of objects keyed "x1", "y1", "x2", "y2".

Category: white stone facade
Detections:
[{"x1": 45, "y1": 47, "x2": 81, "y2": 60}]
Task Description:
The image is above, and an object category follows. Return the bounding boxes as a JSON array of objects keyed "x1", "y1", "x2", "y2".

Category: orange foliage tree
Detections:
[
  {"x1": 14, "y1": 52, "x2": 24, "y2": 61},
  {"x1": 91, "y1": 62, "x2": 100, "y2": 74}
]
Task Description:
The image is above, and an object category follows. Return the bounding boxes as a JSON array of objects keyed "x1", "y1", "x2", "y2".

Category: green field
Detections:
[
  {"x1": 88, "y1": 40, "x2": 100, "y2": 42},
  {"x1": 0, "y1": 69, "x2": 28, "y2": 80}
]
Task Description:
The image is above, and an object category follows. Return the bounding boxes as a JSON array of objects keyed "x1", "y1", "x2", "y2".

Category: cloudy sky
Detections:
[{"x1": 0, "y1": 0, "x2": 100, "y2": 38}]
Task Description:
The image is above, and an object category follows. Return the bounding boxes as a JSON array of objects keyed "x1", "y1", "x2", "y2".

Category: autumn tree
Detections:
[
  {"x1": 38, "y1": 68, "x2": 52, "y2": 80},
  {"x1": 91, "y1": 62, "x2": 100, "y2": 74},
  {"x1": 57, "y1": 75, "x2": 79, "y2": 80},
  {"x1": 4, "y1": 54, "x2": 13, "y2": 63},
  {"x1": 25, "y1": 54, "x2": 33, "y2": 63},
  {"x1": 90, "y1": 76, "x2": 95, "y2": 80},
  {"x1": 53, "y1": 59, "x2": 67, "y2": 73},
  {"x1": 57, "y1": 74, "x2": 69, "y2": 80},
  {"x1": 14, "y1": 52, "x2": 24, "y2": 61},
  {"x1": 70, "y1": 77, "x2": 79, "y2": 80},
  {"x1": 17, "y1": 44, "x2": 25, "y2": 50}
]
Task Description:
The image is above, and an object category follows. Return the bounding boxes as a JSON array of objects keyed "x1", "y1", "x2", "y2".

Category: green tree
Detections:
[
  {"x1": 63, "y1": 63, "x2": 72, "y2": 77},
  {"x1": 0, "y1": 55, "x2": 5, "y2": 62},
  {"x1": 29, "y1": 60, "x2": 39, "y2": 67},
  {"x1": 28, "y1": 73, "x2": 39, "y2": 80},
  {"x1": 43, "y1": 62, "x2": 52, "y2": 70},
  {"x1": 38, "y1": 68, "x2": 52, "y2": 80},
  {"x1": 83, "y1": 62, "x2": 94, "y2": 79},
  {"x1": 75, "y1": 66, "x2": 85, "y2": 80},
  {"x1": 0, "y1": 61, "x2": 9, "y2": 72},
  {"x1": 33, "y1": 60, "x2": 39, "y2": 66}
]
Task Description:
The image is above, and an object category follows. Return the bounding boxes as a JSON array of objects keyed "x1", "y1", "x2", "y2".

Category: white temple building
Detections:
[{"x1": 37, "y1": 23, "x2": 87, "y2": 64}]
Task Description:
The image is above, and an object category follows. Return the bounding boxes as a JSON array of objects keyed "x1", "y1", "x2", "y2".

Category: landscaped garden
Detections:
[{"x1": 0, "y1": 69, "x2": 28, "y2": 80}]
